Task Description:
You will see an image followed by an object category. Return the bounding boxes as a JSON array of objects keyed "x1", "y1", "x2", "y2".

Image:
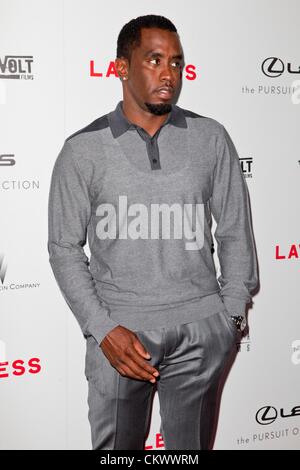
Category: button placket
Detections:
[
  {"x1": 135, "y1": 126, "x2": 162, "y2": 171},
  {"x1": 148, "y1": 137, "x2": 161, "y2": 170}
]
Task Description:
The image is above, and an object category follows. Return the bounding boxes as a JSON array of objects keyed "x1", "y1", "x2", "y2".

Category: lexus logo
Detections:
[
  {"x1": 256, "y1": 405, "x2": 300, "y2": 425},
  {"x1": 261, "y1": 57, "x2": 300, "y2": 77},
  {"x1": 261, "y1": 57, "x2": 284, "y2": 77},
  {"x1": 256, "y1": 406, "x2": 278, "y2": 425}
]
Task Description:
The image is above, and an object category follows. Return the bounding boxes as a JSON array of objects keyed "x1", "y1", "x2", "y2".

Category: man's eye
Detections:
[{"x1": 149, "y1": 59, "x2": 181, "y2": 68}]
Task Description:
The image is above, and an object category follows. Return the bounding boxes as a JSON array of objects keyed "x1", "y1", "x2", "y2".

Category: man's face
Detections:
[{"x1": 117, "y1": 27, "x2": 184, "y2": 115}]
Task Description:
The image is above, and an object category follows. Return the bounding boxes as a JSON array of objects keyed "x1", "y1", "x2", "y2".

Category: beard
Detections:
[{"x1": 145, "y1": 102, "x2": 172, "y2": 115}]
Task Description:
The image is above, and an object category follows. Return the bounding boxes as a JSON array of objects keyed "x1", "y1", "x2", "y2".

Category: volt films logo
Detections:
[
  {"x1": 95, "y1": 195, "x2": 205, "y2": 251},
  {"x1": 0, "y1": 55, "x2": 34, "y2": 80},
  {"x1": 256, "y1": 405, "x2": 300, "y2": 425},
  {"x1": 240, "y1": 157, "x2": 253, "y2": 178}
]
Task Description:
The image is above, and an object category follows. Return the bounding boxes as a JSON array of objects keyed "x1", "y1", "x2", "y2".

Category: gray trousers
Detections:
[{"x1": 84, "y1": 309, "x2": 239, "y2": 450}]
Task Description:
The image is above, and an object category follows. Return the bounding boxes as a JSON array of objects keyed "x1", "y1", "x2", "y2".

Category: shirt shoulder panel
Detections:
[
  {"x1": 182, "y1": 107, "x2": 224, "y2": 134},
  {"x1": 66, "y1": 114, "x2": 110, "y2": 143}
]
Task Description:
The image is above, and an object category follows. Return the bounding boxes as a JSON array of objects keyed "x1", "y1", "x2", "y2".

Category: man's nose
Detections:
[{"x1": 159, "y1": 63, "x2": 174, "y2": 82}]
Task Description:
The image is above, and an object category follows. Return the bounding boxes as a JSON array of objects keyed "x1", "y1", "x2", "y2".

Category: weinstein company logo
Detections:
[
  {"x1": 0, "y1": 55, "x2": 34, "y2": 80},
  {"x1": 0, "y1": 154, "x2": 15, "y2": 166},
  {"x1": 0, "y1": 254, "x2": 40, "y2": 291},
  {"x1": 0, "y1": 153, "x2": 40, "y2": 191},
  {"x1": 95, "y1": 195, "x2": 205, "y2": 251},
  {"x1": 0, "y1": 253, "x2": 7, "y2": 284},
  {"x1": 256, "y1": 405, "x2": 300, "y2": 425}
]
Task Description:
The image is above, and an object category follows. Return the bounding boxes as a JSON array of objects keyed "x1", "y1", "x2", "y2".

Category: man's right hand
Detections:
[{"x1": 100, "y1": 325, "x2": 160, "y2": 384}]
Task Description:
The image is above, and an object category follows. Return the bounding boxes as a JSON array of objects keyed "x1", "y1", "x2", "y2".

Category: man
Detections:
[{"x1": 47, "y1": 14, "x2": 258, "y2": 450}]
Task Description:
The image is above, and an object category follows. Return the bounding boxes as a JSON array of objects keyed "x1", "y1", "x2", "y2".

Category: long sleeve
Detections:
[
  {"x1": 47, "y1": 140, "x2": 120, "y2": 346},
  {"x1": 210, "y1": 125, "x2": 258, "y2": 316}
]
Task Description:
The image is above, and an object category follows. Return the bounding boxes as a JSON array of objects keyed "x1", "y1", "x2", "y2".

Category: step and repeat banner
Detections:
[{"x1": 1, "y1": 0, "x2": 299, "y2": 450}]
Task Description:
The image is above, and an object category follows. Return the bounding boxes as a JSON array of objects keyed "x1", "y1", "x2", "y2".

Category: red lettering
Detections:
[
  {"x1": 89, "y1": 60, "x2": 102, "y2": 77},
  {"x1": 185, "y1": 64, "x2": 196, "y2": 81},
  {"x1": 144, "y1": 433, "x2": 165, "y2": 450},
  {"x1": 144, "y1": 444, "x2": 153, "y2": 449},
  {"x1": 12, "y1": 359, "x2": 25, "y2": 376},
  {"x1": 156, "y1": 432, "x2": 165, "y2": 448},
  {"x1": 0, "y1": 358, "x2": 41, "y2": 378},
  {"x1": 89, "y1": 60, "x2": 197, "y2": 81},
  {"x1": 275, "y1": 245, "x2": 285, "y2": 259},
  {"x1": 28, "y1": 357, "x2": 41, "y2": 374},
  {"x1": 106, "y1": 61, "x2": 118, "y2": 78},
  {"x1": 0, "y1": 361, "x2": 9, "y2": 378},
  {"x1": 288, "y1": 244, "x2": 299, "y2": 259}
]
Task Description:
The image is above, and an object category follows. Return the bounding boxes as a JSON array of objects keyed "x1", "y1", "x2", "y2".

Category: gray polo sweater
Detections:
[{"x1": 47, "y1": 100, "x2": 258, "y2": 346}]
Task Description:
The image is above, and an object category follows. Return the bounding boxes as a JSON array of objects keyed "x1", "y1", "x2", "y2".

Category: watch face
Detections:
[
  {"x1": 231, "y1": 315, "x2": 247, "y2": 331},
  {"x1": 240, "y1": 317, "x2": 247, "y2": 331}
]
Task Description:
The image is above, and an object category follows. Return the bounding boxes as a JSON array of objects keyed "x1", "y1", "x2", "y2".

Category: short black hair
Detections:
[{"x1": 116, "y1": 14, "x2": 178, "y2": 64}]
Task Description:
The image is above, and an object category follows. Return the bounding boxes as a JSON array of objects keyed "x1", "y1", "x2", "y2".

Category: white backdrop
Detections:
[{"x1": 1, "y1": 0, "x2": 300, "y2": 450}]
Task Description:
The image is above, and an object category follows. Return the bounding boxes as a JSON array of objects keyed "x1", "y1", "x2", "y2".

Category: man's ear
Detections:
[{"x1": 115, "y1": 57, "x2": 129, "y2": 81}]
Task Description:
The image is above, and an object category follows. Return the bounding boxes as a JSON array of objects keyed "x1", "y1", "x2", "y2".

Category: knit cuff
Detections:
[{"x1": 221, "y1": 295, "x2": 246, "y2": 318}]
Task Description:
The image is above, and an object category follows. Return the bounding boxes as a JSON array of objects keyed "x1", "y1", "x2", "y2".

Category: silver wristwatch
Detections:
[{"x1": 230, "y1": 315, "x2": 247, "y2": 332}]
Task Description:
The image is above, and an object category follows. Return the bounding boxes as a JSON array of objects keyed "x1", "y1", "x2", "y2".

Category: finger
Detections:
[
  {"x1": 127, "y1": 357, "x2": 158, "y2": 381},
  {"x1": 132, "y1": 337, "x2": 151, "y2": 359},
  {"x1": 124, "y1": 350, "x2": 160, "y2": 379},
  {"x1": 118, "y1": 362, "x2": 157, "y2": 383},
  {"x1": 132, "y1": 339, "x2": 159, "y2": 375}
]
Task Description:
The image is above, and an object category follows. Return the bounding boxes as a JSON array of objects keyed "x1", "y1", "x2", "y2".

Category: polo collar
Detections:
[{"x1": 108, "y1": 100, "x2": 187, "y2": 139}]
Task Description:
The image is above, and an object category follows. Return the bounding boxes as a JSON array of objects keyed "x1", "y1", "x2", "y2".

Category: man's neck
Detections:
[{"x1": 121, "y1": 100, "x2": 170, "y2": 137}]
